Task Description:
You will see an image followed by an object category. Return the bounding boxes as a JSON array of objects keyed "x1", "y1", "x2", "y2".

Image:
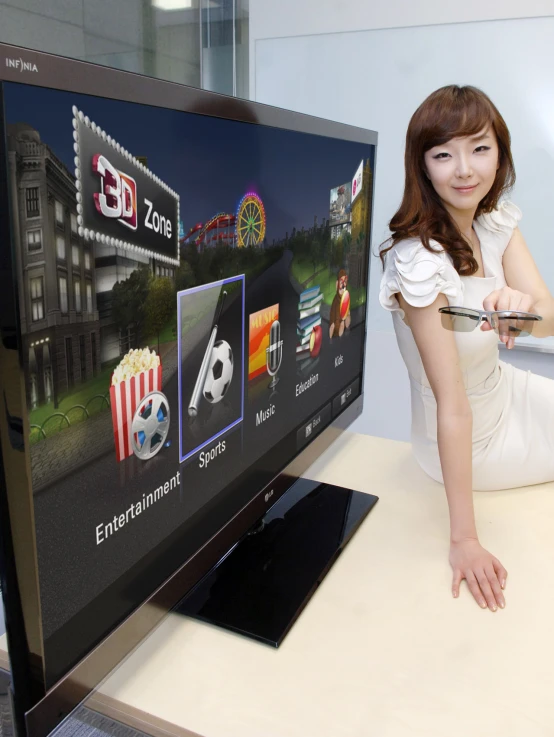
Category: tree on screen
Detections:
[
  {"x1": 145, "y1": 277, "x2": 175, "y2": 353},
  {"x1": 112, "y1": 265, "x2": 151, "y2": 351}
]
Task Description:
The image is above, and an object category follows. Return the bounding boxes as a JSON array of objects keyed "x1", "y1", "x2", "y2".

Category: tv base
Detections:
[{"x1": 175, "y1": 478, "x2": 378, "y2": 647}]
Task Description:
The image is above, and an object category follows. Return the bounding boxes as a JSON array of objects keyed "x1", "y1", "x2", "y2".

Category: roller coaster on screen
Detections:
[{"x1": 181, "y1": 193, "x2": 266, "y2": 250}]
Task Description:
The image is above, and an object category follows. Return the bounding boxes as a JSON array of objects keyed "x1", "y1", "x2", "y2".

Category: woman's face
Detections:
[{"x1": 423, "y1": 126, "x2": 499, "y2": 217}]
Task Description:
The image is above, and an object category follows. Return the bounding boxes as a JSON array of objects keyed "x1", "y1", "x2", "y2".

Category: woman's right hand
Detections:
[{"x1": 449, "y1": 538, "x2": 507, "y2": 611}]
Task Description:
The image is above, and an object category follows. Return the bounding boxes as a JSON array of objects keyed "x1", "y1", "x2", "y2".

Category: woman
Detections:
[{"x1": 379, "y1": 85, "x2": 554, "y2": 613}]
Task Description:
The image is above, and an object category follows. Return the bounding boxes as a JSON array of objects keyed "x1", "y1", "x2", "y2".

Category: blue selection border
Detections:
[{"x1": 177, "y1": 274, "x2": 245, "y2": 464}]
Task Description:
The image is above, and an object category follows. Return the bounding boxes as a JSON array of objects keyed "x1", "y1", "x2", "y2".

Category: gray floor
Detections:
[
  {"x1": 54, "y1": 707, "x2": 151, "y2": 737},
  {"x1": 0, "y1": 593, "x2": 147, "y2": 737},
  {"x1": 0, "y1": 697, "x2": 151, "y2": 737}
]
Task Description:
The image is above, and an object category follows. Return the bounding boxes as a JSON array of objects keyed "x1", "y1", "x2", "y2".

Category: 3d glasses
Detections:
[{"x1": 439, "y1": 307, "x2": 542, "y2": 338}]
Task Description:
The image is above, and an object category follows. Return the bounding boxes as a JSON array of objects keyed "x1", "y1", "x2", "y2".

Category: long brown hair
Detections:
[{"x1": 380, "y1": 85, "x2": 515, "y2": 275}]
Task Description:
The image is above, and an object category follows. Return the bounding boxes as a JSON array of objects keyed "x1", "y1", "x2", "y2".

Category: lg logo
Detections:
[
  {"x1": 5, "y1": 58, "x2": 38, "y2": 73},
  {"x1": 92, "y1": 154, "x2": 137, "y2": 230},
  {"x1": 264, "y1": 489, "x2": 274, "y2": 503}
]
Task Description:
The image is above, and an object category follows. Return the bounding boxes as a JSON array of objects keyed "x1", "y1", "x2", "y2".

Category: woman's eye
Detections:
[
  {"x1": 433, "y1": 152, "x2": 450, "y2": 159},
  {"x1": 474, "y1": 146, "x2": 491, "y2": 153}
]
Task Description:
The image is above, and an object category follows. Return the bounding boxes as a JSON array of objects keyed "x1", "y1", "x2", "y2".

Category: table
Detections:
[{"x1": 3, "y1": 432, "x2": 554, "y2": 737}]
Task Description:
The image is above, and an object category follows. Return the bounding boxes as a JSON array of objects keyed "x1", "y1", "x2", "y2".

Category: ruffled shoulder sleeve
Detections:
[
  {"x1": 474, "y1": 200, "x2": 522, "y2": 255},
  {"x1": 379, "y1": 238, "x2": 462, "y2": 315}
]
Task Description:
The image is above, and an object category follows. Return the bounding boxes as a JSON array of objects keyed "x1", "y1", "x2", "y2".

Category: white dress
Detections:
[{"x1": 379, "y1": 200, "x2": 554, "y2": 491}]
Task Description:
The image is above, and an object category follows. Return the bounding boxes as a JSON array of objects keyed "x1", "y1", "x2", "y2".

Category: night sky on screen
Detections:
[{"x1": 3, "y1": 83, "x2": 373, "y2": 243}]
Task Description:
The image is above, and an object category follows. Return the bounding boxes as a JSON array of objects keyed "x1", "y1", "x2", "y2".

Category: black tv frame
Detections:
[{"x1": 0, "y1": 41, "x2": 377, "y2": 737}]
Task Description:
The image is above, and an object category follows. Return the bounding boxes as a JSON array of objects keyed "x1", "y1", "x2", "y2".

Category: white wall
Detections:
[
  {"x1": 250, "y1": 0, "x2": 553, "y2": 39},
  {"x1": 250, "y1": 5, "x2": 554, "y2": 441},
  {"x1": 250, "y1": 0, "x2": 554, "y2": 98}
]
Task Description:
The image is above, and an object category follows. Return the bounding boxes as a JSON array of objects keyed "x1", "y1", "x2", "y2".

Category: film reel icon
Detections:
[{"x1": 131, "y1": 390, "x2": 170, "y2": 461}]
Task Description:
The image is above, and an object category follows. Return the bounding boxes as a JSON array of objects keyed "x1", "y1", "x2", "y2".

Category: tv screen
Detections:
[{"x1": 0, "y1": 43, "x2": 376, "y2": 735}]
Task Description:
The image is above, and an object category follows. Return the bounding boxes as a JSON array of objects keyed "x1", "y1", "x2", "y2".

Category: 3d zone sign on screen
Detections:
[
  {"x1": 92, "y1": 153, "x2": 138, "y2": 230},
  {"x1": 74, "y1": 107, "x2": 180, "y2": 265}
]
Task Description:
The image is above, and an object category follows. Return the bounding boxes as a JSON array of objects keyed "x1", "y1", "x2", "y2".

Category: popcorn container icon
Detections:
[{"x1": 110, "y1": 355, "x2": 163, "y2": 463}]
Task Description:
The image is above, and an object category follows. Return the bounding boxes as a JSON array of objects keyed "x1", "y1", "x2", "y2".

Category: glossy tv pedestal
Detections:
[{"x1": 176, "y1": 478, "x2": 378, "y2": 646}]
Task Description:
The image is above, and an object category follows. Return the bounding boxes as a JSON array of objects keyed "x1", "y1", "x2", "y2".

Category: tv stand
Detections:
[{"x1": 175, "y1": 478, "x2": 378, "y2": 646}]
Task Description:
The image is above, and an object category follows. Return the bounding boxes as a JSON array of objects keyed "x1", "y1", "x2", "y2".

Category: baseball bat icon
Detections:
[{"x1": 188, "y1": 290, "x2": 227, "y2": 417}]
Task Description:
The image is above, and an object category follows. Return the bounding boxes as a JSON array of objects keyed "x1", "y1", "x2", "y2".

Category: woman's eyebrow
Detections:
[{"x1": 469, "y1": 132, "x2": 491, "y2": 143}]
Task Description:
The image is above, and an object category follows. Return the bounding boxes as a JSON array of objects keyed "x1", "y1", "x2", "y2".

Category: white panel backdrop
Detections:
[{"x1": 255, "y1": 16, "x2": 554, "y2": 438}]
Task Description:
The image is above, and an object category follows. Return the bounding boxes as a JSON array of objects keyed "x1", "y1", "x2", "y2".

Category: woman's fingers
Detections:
[
  {"x1": 520, "y1": 296, "x2": 534, "y2": 313},
  {"x1": 497, "y1": 292, "x2": 512, "y2": 346},
  {"x1": 483, "y1": 287, "x2": 534, "y2": 315},
  {"x1": 482, "y1": 290, "x2": 500, "y2": 312},
  {"x1": 476, "y1": 569, "x2": 499, "y2": 611},
  {"x1": 483, "y1": 287, "x2": 535, "y2": 349},
  {"x1": 452, "y1": 569, "x2": 462, "y2": 599},
  {"x1": 485, "y1": 564, "x2": 505, "y2": 609},
  {"x1": 450, "y1": 543, "x2": 507, "y2": 611},
  {"x1": 507, "y1": 295, "x2": 523, "y2": 348},
  {"x1": 509, "y1": 292, "x2": 523, "y2": 311},
  {"x1": 495, "y1": 290, "x2": 512, "y2": 312},
  {"x1": 492, "y1": 558, "x2": 508, "y2": 589},
  {"x1": 465, "y1": 570, "x2": 487, "y2": 609}
]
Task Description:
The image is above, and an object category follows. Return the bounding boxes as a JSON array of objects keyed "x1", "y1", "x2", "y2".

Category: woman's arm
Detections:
[
  {"x1": 484, "y1": 228, "x2": 554, "y2": 339},
  {"x1": 398, "y1": 292, "x2": 507, "y2": 611}
]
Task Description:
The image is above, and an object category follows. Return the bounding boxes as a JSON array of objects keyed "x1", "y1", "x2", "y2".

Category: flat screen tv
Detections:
[{"x1": 0, "y1": 42, "x2": 377, "y2": 737}]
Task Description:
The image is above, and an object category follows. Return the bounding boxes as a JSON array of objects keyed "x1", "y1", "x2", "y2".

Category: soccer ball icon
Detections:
[{"x1": 203, "y1": 339, "x2": 233, "y2": 403}]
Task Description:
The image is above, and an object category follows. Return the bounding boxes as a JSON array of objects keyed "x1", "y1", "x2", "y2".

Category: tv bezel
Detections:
[{"x1": 0, "y1": 41, "x2": 377, "y2": 737}]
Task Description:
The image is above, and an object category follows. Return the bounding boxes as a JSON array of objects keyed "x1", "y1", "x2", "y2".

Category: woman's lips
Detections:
[{"x1": 454, "y1": 185, "x2": 477, "y2": 193}]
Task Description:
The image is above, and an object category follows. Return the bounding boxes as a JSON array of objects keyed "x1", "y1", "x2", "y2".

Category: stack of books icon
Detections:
[{"x1": 296, "y1": 285, "x2": 323, "y2": 370}]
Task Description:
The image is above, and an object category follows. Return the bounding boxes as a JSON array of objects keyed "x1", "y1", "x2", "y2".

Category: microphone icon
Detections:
[{"x1": 266, "y1": 319, "x2": 283, "y2": 389}]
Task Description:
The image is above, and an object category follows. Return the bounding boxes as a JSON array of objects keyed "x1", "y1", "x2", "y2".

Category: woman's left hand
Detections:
[{"x1": 481, "y1": 286, "x2": 535, "y2": 349}]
